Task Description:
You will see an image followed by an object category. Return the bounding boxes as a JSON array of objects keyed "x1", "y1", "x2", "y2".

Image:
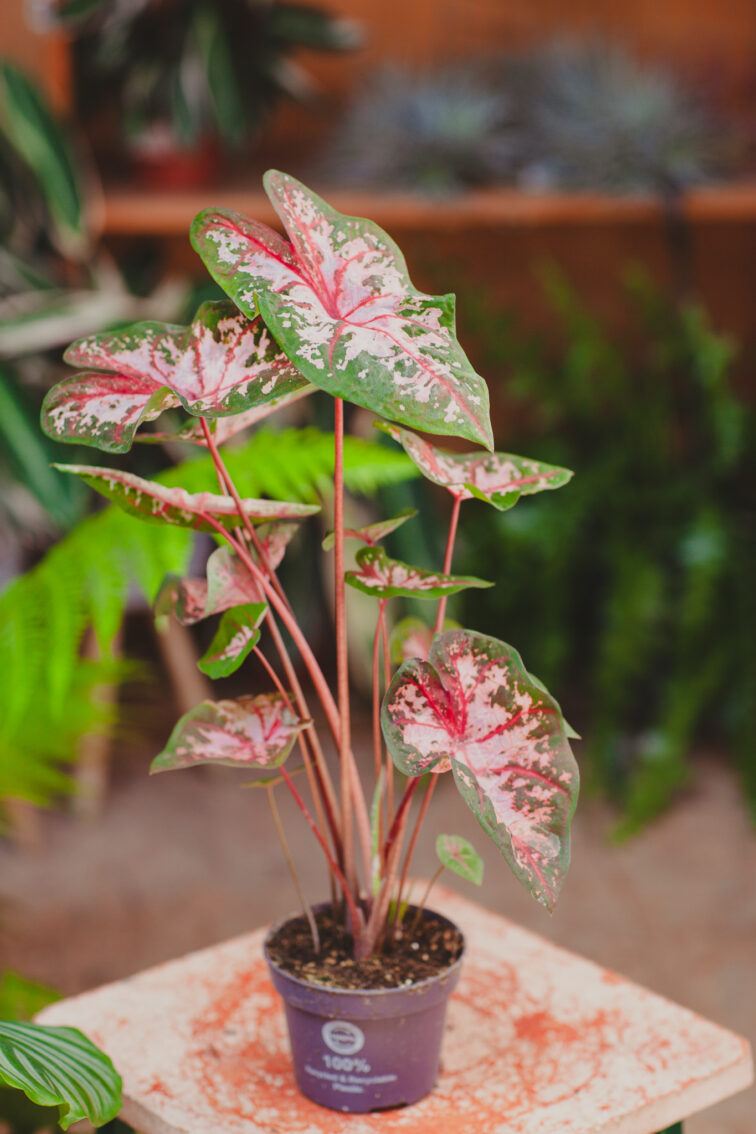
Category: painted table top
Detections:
[{"x1": 37, "y1": 887, "x2": 752, "y2": 1134}]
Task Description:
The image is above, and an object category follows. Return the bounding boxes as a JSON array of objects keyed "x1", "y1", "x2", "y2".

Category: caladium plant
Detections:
[{"x1": 44, "y1": 170, "x2": 578, "y2": 961}]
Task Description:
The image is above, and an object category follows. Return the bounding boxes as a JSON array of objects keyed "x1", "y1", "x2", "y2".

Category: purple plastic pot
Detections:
[{"x1": 264, "y1": 906, "x2": 464, "y2": 1113}]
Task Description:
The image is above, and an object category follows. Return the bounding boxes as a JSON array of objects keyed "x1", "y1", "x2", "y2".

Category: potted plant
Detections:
[
  {"x1": 34, "y1": 0, "x2": 362, "y2": 187},
  {"x1": 41, "y1": 170, "x2": 579, "y2": 1113}
]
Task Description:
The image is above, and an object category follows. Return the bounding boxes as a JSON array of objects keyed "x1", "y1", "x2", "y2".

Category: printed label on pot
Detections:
[
  {"x1": 321, "y1": 1020, "x2": 365, "y2": 1055},
  {"x1": 305, "y1": 1023, "x2": 397, "y2": 1096}
]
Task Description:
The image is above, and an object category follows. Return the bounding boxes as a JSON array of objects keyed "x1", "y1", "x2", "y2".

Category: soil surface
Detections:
[{"x1": 266, "y1": 906, "x2": 464, "y2": 989}]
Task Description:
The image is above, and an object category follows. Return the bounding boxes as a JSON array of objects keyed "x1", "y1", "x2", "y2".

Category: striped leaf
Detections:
[
  {"x1": 53, "y1": 464, "x2": 319, "y2": 531},
  {"x1": 378, "y1": 423, "x2": 573, "y2": 510},
  {"x1": 151, "y1": 694, "x2": 309, "y2": 772},
  {"x1": 345, "y1": 545, "x2": 492, "y2": 599},
  {"x1": 191, "y1": 171, "x2": 493, "y2": 448},
  {"x1": 382, "y1": 630, "x2": 579, "y2": 910},
  {"x1": 42, "y1": 302, "x2": 310, "y2": 453},
  {"x1": 0, "y1": 1020, "x2": 122, "y2": 1130}
]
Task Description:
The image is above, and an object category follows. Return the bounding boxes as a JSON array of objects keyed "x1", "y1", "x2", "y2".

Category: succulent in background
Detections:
[
  {"x1": 320, "y1": 61, "x2": 522, "y2": 194},
  {"x1": 516, "y1": 40, "x2": 733, "y2": 195}
]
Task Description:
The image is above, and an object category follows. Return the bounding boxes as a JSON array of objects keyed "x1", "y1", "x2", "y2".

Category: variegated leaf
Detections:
[
  {"x1": 151, "y1": 694, "x2": 309, "y2": 773},
  {"x1": 389, "y1": 615, "x2": 459, "y2": 664},
  {"x1": 345, "y1": 545, "x2": 492, "y2": 600},
  {"x1": 53, "y1": 464, "x2": 319, "y2": 531},
  {"x1": 198, "y1": 602, "x2": 267, "y2": 679},
  {"x1": 381, "y1": 630, "x2": 579, "y2": 910},
  {"x1": 378, "y1": 423, "x2": 573, "y2": 510},
  {"x1": 322, "y1": 507, "x2": 417, "y2": 551},
  {"x1": 191, "y1": 172, "x2": 493, "y2": 449},
  {"x1": 155, "y1": 547, "x2": 262, "y2": 627},
  {"x1": 142, "y1": 384, "x2": 315, "y2": 446},
  {"x1": 41, "y1": 301, "x2": 310, "y2": 453},
  {"x1": 436, "y1": 833, "x2": 484, "y2": 886}
]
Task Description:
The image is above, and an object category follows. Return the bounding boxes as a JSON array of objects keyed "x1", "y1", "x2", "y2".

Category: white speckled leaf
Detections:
[
  {"x1": 151, "y1": 694, "x2": 309, "y2": 773},
  {"x1": 41, "y1": 301, "x2": 309, "y2": 453},
  {"x1": 155, "y1": 547, "x2": 263, "y2": 627},
  {"x1": 321, "y1": 507, "x2": 417, "y2": 551},
  {"x1": 381, "y1": 629, "x2": 579, "y2": 910},
  {"x1": 198, "y1": 602, "x2": 267, "y2": 679},
  {"x1": 345, "y1": 545, "x2": 492, "y2": 600},
  {"x1": 145, "y1": 384, "x2": 315, "y2": 447},
  {"x1": 191, "y1": 172, "x2": 493, "y2": 448},
  {"x1": 53, "y1": 464, "x2": 319, "y2": 531},
  {"x1": 378, "y1": 423, "x2": 573, "y2": 510}
]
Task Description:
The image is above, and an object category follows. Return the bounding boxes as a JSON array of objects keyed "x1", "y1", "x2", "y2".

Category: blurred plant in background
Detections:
[
  {"x1": 0, "y1": 60, "x2": 183, "y2": 583},
  {"x1": 449, "y1": 269, "x2": 754, "y2": 834},
  {"x1": 31, "y1": 0, "x2": 361, "y2": 178},
  {"x1": 322, "y1": 40, "x2": 741, "y2": 196}
]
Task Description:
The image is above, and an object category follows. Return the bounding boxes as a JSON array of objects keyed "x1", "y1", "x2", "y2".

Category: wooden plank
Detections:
[
  {"x1": 102, "y1": 183, "x2": 756, "y2": 237},
  {"x1": 36, "y1": 886, "x2": 753, "y2": 1134}
]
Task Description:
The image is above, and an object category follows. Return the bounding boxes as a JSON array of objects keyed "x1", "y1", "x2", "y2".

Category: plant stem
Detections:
[
  {"x1": 200, "y1": 513, "x2": 372, "y2": 890},
  {"x1": 254, "y1": 646, "x2": 341, "y2": 865},
  {"x1": 434, "y1": 493, "x2": 463, "y2": 635},
  {"x1": 279, "y1": 764, "x2": 364, "y2": 939},
  {"x1": 371, "y1": 606, "x2": 384, "y2": 849},
  {"x1": 266, "y1": 784, "x2": 320, "y2": 953},
  {"x1": 410, "y1": 864, "x2": 445, "y2": 935},
  {"x1": 333, "y1": 397, "x2": 356, "y2": 896},
  {"x1": 393, "y1": 774, "x2": 438, "y2": 927},
  {"x1": 362, "y1": 776, "x2": 421, "y2": 954},
  {"x1": 378, "y1": 601, "x2": 394, "y2": 827}
]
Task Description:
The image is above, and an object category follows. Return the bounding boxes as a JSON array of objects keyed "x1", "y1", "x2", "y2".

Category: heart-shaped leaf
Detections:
[
  {"x1": 0, "y1": 1021, "x2": 122, "y2": 1130},
  {"x1": 345, "y1": 545, "x2": 492, "y2": 600},
  {"x1": 155, "y1": 547, "x2": 262, "y2": 627},
  {"x1": 41, "y1": 301, "x2": 310, "y2": 452},
  {"x1": 151, "y1": 694, "x2": 309, "y2": 773},
  {"x1": 198, "y1": 602, "x2": 267, "y2": 678},
  {"x1": 436, "y1": 833, "x2": 484, "y2": 886},
  {"x1": 389, "y1": 615, "x2": 460, "y2": 664},
  {"x1": 322, "y1": 507, "x2": 417, "y2": 551},
  {"x1": 381, "y1": 630, "x2": 579, "y2": 910},
  {"x1": 378, "y1": 423, "x2": 573, "y2": 510},
  {"x1": 142, "y1": 384, "x2": 315, "y2": 447},
  {"x1": 53, "y1": 464, "x2": 320, "y2": 530},
  {"x1": 191, "y1": 172, "x2": 493, "y2": 449}
]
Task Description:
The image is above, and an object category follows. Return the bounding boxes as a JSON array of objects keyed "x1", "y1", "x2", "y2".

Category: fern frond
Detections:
[{"x1": 0, "y1": 427, "x2": 416, "y2": 810}]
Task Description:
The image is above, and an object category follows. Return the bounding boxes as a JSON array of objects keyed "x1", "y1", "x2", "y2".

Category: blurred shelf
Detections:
[{"x1": 102, "y1": 181, "x2": 756, "y2": 237}]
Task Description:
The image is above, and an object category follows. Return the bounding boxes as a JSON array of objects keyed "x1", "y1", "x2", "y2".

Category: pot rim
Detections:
[{"x1": 263, "y1": 902, "x2": 466, "y2": 999}]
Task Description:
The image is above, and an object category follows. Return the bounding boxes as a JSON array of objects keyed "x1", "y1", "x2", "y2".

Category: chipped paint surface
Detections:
[
  {"x1": 379, "y1": 423, "x2": 572, "y2": 511},
  {"x1": 36, "y1": 887, "x2": 752, "y2": 1134},
  {"x1": 190, "y1": 174, "x2": 493, "y2": 449},
  {"x1": 382, "y1": 631, "x2": 578, "y2": 910},
  {"x1": 345, "y1": 546, "x2": 491, "y2": 600},
  {"x1": 42, "y1": 301, "x2": 308, "y2": 453}
]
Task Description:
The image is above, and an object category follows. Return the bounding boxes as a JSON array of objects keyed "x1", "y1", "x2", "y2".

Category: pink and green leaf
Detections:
[
  {"x1": 191, "y1": 171, "x2": 493, "y2": 449},
  {"x1": 155, "y1": 547, "x2": 263, "y2": 627},
  {"x1": 381, "y1": 629, "x2": 579, "y2": 910},
  {"x1": 436, "y1": 833, "x2": 484, "y2": 886},
  {"x1": 322, "y1": 507, "x2": 417, "y2": 551},
  {"x1": 197, "y1": 602, "x2": 267, "y2": 679},
  {"x1": 141, "y1": 385, "x2": 315, "y2": 447},
  {"x1": 53, "y1": 464, "x2": 319, "y2": 531},
  {"x1": 378, "y1": 423, "x2": 572, "y2": 510},
  {"x1": 345, "y1": 545, "x2": 492, "y2": 600},
  {"x1": 151, "y1": 693, "x2": 309, "y2": 773},
  {"x1": 42, "y1": 301, "x2": 309, "y2": 453}
]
